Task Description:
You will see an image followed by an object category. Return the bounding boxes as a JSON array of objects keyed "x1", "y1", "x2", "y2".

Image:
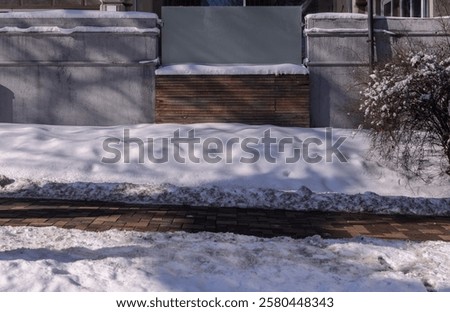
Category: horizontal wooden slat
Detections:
[{"x1": 156, "y1": 74, "x2": 310, "y2": 127}]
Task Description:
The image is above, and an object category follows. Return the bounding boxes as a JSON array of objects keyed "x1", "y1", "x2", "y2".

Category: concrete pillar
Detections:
[{"x1": 100, "y1": 0, "x2": 133, "y2": 11}]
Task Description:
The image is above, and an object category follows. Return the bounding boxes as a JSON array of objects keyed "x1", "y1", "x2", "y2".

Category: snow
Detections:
[
  {"x1": 0, "y1": 226, "x2": 448, "y2": 292},
  {"x1": 156, "y1": 64, "x2": 308, "y2": 76},
  {"x1": 306, "y1": 13, "x2": 368, "y2": 20},
  {"x1": 304, "y1": 27, "x2": 368, "y2": 34},
  {"x1": 304, "y1": 28, "x2": 397, "y2": 35},
  {"x1": 0, "y1": 123, "x2": 449, "y2": 215},
  {"x1": 0, "y1": 10, "x2": 157, "y2": 19},
  {"x1": 0, "y1": 26, "x2": 159, "y2": 34},
  {"x1": 0, "y1": 8, "x2": 447, "y2": 293},
  {"x1": 306, "y1": 13, "x2": 450, "y2": 21}
]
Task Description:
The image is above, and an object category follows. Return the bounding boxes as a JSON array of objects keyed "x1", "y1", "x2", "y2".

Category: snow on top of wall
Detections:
[
  {"x1": 306, "y1": 13, "x2": 450, "y2": 21},
  {"x1": 0, "y1": 26, "x2": 159, "y2": 34},
  {"x1": 0, "y1": 9, "x2": 157, "y2": 19},
  {"x1": 304, "y1": 28, "x2": 368, "y2": 34},
  {"x1": 373, "y1": 15, "x2": 450, "y2": 20},
  {"x1": 156, "y1": 64, "x2": 309, "y2": 76},
  {"x1": 306, "y1": 13, "x2": 368, "y2": 20}
]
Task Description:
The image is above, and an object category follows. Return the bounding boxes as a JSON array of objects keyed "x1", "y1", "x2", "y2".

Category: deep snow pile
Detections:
[
  {"x1": 0, "y1": 123, "x2": 449, "y2": 215},
  {"x1": 0, "y1": 226, "x2": 448, "y2": 292}
]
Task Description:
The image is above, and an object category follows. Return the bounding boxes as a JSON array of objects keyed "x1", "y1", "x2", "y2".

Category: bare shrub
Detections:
[{"x1": 360, "y1": 51, "x2": 450, "y2": 175}]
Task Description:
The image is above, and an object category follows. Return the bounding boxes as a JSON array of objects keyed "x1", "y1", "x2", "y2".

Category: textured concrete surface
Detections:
[
  {"x1": 306, "y1": 15, "x2": 450, "y2": 128},
  {"x1": 0, "y1": 12, "x2": 158, "y2": 126}
]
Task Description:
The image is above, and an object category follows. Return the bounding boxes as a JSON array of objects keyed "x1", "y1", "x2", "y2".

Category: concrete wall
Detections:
[
  {"x1": 306, "y1": 13, "x2": 450, "y2": 128},
  {"x1": 0, "y1": 11, "x2": 159, "y2": 126},
  {"x1": 161, "y1": 6, "x2": 302, "y2": 65}
]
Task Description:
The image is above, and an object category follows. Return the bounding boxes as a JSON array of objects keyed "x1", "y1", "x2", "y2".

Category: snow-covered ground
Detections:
[
  {"x1": 0, "y1": 123, "x2": 448, "y2": 215},
  {"x1": 0, "y1": 226, "x2": 448, "y2": 292},
  {"x1": 0, "y1": 123, "x2": 449, "y2": 292}
]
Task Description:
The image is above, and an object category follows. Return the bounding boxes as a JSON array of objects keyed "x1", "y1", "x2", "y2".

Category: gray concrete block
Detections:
[
  {"x1": 0, "y1": 12, "x2": 158, "y2": 126},
  {"x1": 0, "y1": 64, "x2": 155, "y2": 126}
]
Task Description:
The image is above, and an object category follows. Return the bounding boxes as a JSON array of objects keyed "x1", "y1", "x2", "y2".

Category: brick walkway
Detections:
[{"x1": 0, "y1": 198, "x2": 449, "y2": 241}]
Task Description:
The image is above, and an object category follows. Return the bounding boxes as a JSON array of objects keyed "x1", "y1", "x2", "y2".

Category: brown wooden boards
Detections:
[{"x1": 156, "y1": 75, "x2": 310, "y2": 127}]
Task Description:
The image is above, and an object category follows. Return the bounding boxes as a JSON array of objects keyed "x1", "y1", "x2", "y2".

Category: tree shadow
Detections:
[{"x1": 0, "y1": 246, "x2": 149, "y2": 263}]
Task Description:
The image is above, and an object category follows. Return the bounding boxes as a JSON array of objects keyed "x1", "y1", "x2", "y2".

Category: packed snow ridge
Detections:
[{"x1": 1, "y1": 180, "x2": 450, "y2": 216}]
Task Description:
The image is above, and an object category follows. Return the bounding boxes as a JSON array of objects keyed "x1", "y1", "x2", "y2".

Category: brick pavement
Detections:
[{"x1": 0, "y1": 198, "x2": 449, "y2": 241}]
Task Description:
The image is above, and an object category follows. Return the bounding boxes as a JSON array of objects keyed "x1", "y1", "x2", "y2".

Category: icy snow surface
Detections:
[
  {"x1": 0, "y1": 123, "x2": 448, "y2": 215},
  {"x1": 156, "y1": 64, "x2": 309, "y2": 76},
  {"x1": 0, "y1": 26, "x2": 159, "y2": 34},
  {"x1": 0, "y1": 226, "x2": 448, "y2": 292},
  {"x1": 0, "y1": 123, "x2": 449, "y2": 292}
]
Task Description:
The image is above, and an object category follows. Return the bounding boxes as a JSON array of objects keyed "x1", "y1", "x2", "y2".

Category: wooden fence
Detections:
[{"x1": 156, "y1": 75, "x2": 310, "y2": 127}]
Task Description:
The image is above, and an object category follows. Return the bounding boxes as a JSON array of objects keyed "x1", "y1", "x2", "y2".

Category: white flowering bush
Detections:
[{"x1": 361, "y1": 52, "x2": 450, "y2": 174}]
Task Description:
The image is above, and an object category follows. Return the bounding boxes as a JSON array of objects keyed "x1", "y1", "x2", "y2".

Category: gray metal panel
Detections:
[{"x1": 161, "y1": 7, "x2": 302, "y2": 65}]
